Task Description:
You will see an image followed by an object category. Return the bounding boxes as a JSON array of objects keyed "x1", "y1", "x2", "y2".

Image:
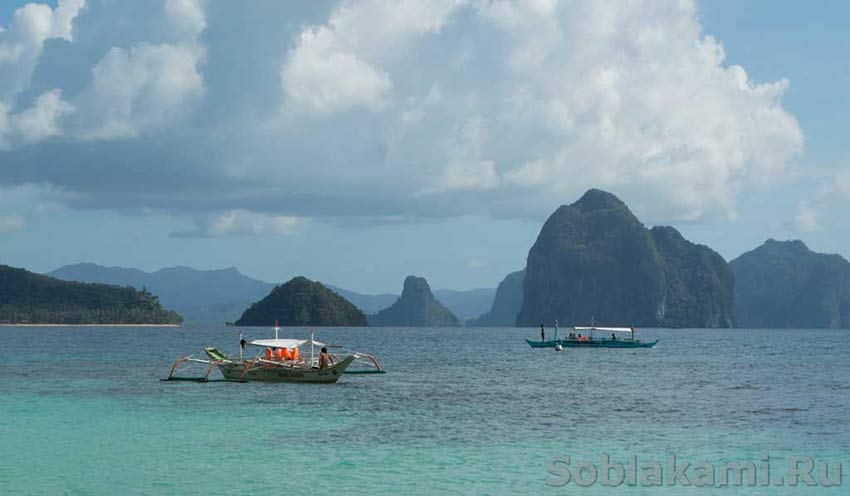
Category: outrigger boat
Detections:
[
  {"x1": 526, "y1": 325, "x2": 658, "y2": 349},
  {"x1": 165, "y1": 327, "x2": 384, "y2": 384}
]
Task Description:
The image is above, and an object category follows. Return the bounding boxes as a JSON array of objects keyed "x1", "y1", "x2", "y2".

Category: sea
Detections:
[{"x1": 1, "y1": 326, "x2": 848, "y2": 495}]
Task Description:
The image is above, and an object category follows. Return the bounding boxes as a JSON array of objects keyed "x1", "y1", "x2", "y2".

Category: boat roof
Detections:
[
  {"x1": 574, "y1": 326, "x2": 634, "y2": 333},
  {"x1": 249, "y1": 338, "x2": 326, "y2": 348}
]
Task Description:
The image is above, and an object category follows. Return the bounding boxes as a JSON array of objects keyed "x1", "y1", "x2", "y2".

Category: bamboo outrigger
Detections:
[{"x1": 164, "y1": 327, "x2": 384, "y2": 384}]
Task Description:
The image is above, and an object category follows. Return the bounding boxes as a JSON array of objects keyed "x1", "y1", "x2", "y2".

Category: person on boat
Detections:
[
  {"x1": 611, "y1": 333, "x2": 616, "y2": 341},
  {"x1": 540, "y1": 324, "x2": 545, "y2": 342},
  {"x1": 318, "y1": 347, "x2": 331, "y2": 369},
  {"x1": 577, "y1": 333, "x2": 583, "y2": 342}
]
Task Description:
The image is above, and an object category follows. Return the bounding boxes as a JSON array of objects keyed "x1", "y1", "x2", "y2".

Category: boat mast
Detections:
[{"x1": 274, "y1": 319, "x2": 280, "y2": 340}]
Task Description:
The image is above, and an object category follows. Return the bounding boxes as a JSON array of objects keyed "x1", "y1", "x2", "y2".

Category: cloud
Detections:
[
  {"x1": 0, "y1": 89, "x2": 74, "y2": 148},
  {"x1": 0, "y1": 0, "x2": 85, "y2": 98},
  {"x1": 464, "y1": 259, "x2": 487, "y2": 269},
  {"x1": 0, "y1": 213, "x2": 24, "y2": 232},
  {"x1": 0, "y1": 0, "x2": 804, "y2": 228},
  {"x1": 791, "y1": 166, "x2": 850, "y2": 233},
  {"x1": 792, "y1": 202, "x2": 821, "y2": 232},
  {"x1": 282, "y1": 28, "x2": 392, "y2": 113},
  {"x1": 173, "y1": 210, "x2": 306, "y2": 238},
  {"x1": 78, "y1": 41, "x2": 205, "y2": 139}
]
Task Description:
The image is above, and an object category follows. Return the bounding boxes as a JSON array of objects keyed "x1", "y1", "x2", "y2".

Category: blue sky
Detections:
[{"x1": 1, "y1": 1, "x2": 848, "y2": 293}]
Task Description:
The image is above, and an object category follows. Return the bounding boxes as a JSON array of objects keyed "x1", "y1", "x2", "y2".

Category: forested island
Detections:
[
  {"x1": 236, "y1": 276, "x2": 368, "y2": 326},
  {"x1": 0, "y1": 265, "x2": 183, "y2": 325}
]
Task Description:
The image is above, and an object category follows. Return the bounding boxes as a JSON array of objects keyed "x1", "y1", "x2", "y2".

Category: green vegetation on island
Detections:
[
  {"x1": 0, "y1": 264, "x2": 183, "y2": 325},
  {"x1": 731, "y1": 239, "x2": 850, "y2": 329},
  {"x1": 369, "y1": 276, "x2": 461, "y2": 327},
  {"x1": 235, "y1": 276, "x2": 368, "y2": 326}
]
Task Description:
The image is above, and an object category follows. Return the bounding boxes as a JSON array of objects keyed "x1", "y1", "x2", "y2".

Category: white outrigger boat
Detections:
[{"x1": 165, "y1": 327, "x2": 384, "y2": 384}]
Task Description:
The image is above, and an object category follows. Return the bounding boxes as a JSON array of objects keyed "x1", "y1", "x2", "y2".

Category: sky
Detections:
[{"x1": 0, "y1": 0, "x2": 848, "y2": 294}]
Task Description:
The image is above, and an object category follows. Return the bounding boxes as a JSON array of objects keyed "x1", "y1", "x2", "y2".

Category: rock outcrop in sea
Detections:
[
  {"x1": 516, "y1": 189, "x2": 735, "y2": 328},
  {"x1": 470, "y1": 269, "x2": 525, "y2": 327},
  {"x1": 731, "y1": 239, "x2": 850, "y2": 329},
  {"x1": 235, "y1": 276, "x2": 368, "y2": 327},
  {"x1": 369, "y1": 275, "x2": 461, "y2": 327}
]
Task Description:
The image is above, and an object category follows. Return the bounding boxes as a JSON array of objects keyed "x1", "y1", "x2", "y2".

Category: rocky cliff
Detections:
[
  {"x1": 369, "y1": 276, "x2": 461, "y2": 327},
  {"x1": 516, "y1": 189, "x2": 735, "y2": 328}
]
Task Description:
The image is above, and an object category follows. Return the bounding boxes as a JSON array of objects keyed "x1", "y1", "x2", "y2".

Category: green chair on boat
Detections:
[{"x1": 204, "y1": 347, "x2": 228, "y2": 361}]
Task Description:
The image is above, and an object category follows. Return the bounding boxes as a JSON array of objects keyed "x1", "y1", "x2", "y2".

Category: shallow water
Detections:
[{"x1": 1, "y1": 326, "x2": 848, "y2": 495}]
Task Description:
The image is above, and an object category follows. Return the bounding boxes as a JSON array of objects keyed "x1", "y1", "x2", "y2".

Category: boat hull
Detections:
[
  {"x1": 217, "y1": 355, "x2": 356, "y2": 383},
  {"x1": 525, "y1": 338, "x2": 658, "y2": 349}
]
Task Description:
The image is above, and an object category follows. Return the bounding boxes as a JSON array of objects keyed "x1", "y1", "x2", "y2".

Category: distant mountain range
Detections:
[
  {"x1": 325, "y1": 285, "x2": 397, "y2": 315},
  {"x1": 48, "y1": 263, "x2": 497, "y2": 324},
  {"x1": 44, "y1": 192, "x2": 849, "y2": 330},
  {"x1": 48, "y1": 263, "x2": 274, "y2": 324}
]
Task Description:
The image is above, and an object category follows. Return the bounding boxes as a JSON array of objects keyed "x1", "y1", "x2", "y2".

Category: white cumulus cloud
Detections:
[
  {"x1": 0, "y1": 0, "x2": 807, "y2": 230},
  {"x1": 79, "y1": 42, "x2": 205, "y2": 139},
  {"x1": 0, "y1": 0, "x2": 85, "y2": 98}
]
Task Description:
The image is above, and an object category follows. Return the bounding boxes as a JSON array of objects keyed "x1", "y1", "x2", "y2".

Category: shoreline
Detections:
[{"x1": 0, "y1": 324, "x2": 182, "y2": 327}]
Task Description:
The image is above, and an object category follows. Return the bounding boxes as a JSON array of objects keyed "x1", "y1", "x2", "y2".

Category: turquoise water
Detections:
[{"x1": 1, "y1": 326, "x2": 848, "y2": 495}]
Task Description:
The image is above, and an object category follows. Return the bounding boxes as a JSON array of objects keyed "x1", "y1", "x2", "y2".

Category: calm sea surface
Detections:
[{"x1": 1, "y1": 326, "x2": 848, "y2": 495}]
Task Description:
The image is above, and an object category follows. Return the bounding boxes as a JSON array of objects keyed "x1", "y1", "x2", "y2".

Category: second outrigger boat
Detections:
[
  {"x1": 165, "y1": 327, "x2": 384, "y2": 384},
  {"x1": 526, "y1": 325, "x2": 657, "y2": 349}
]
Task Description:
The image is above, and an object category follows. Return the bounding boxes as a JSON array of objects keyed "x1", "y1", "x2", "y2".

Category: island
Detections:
[
  {"x1": 369, "y1": 275, "x2": 461, "y2": 327},
  {"x1": 731, "y1": 239, "x2": 850, "y2": 329},
  {"x1": 0, "y1": 264, "x2": 183, "y2": 325},
  {"x1": 469, "y1": 269, "x2": 525, "y2": 327},
  {"x1": 516, "y1": 189, "x2": 735, "y2": 328},
  {"x1": 235, "y1": 276, "x2": 368, "y2": 326}
]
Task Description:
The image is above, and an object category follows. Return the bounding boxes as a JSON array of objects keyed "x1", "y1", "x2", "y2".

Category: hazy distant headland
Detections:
[
  {"x1": 732, "y1": 239, "x2": 850, "y2": 329},
  {"x1": 19, "y1": 188, "x2": 850, "y2": 330},
  {"x1": 469, "y1": 270, "x2": 525, "y2": 327}
]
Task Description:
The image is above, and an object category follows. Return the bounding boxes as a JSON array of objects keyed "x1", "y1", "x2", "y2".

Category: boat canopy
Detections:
[
  {"x1": 574, "y1": 326, "x2": 634, "y2": 333},
  {"x1": 249, "y1": 338, "x2": 326, "y2": 348}
]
